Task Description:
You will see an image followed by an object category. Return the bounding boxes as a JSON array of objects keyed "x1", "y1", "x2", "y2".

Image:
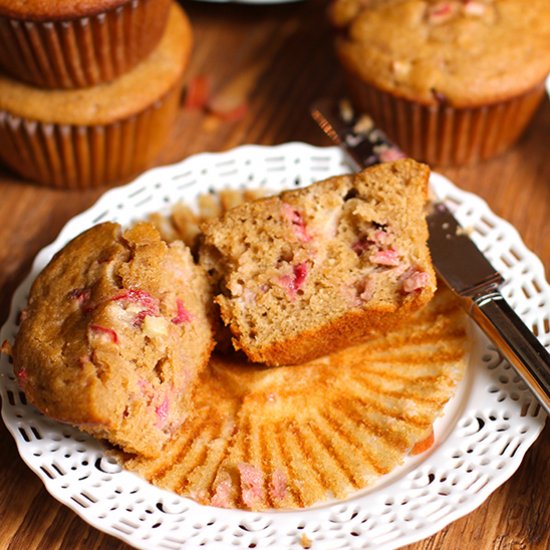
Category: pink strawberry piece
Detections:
[
  {"x1": 184, "y1": 75, "x2": 211, "y2": 110},
  {"x1": 210, "y1": 478, "x2": 233, "y2": 508},
  {"x1": 111, "y1": 289, "x2": 160, "y2": 327},
  {"x1": 155, "y1": 396, "x2": 170, "y2": 427},
  {"x1": 172, "y1": 299, "x2": 193, "y2": 325},
  {"x1": 282, "y1": 203, "x2": 312, "y2": 243},
  {"x1": 352, "y1": 237, "x2": 373, "y2": 255},
  {"x1": 293, "y1": 262, "x2": 308, "y2": 289},
  {"x1": 369, "y1": 248, "x2": 400, "y2": 266},
  {"x1": 278, "y1": 262, "x2": 308, "y2": 298},
  {"x1": 269, "y1": 469, "x2": 288, "y2": 503},
  {"x1": 69, "y1": 288, "x2": 93, "y2": 312},
  {"x1": 238, "y1": 463, "x2": 265, "y2": 509},
  {"x1": 402, "y1": 269, "x2": 430, "y2": 293},
  {"x1": 89, "y1": 324, "x2": 119, "y2": 344}
]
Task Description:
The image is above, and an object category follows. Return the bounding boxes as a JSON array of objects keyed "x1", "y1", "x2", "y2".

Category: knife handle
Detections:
[{"x1": 471, "y1": 292, "x2": 550, "y2": 415}]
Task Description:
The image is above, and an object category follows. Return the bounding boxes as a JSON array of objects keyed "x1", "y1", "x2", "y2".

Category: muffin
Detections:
[
  {"x1": 12, "y1": 222, "x2": 215, "y2": 458},
  {"x1": 329, "y1": 0, "x2": 550, "y2": 165},
  {"x1": 0, "y1": 2, "x2": 191, "y2": 188},
  {"x1": 0, "y1": 0, "x2": 171, "y2": 89},
  {"x1": 200, "y1": 159, "x2": 436, "y2": 366}
]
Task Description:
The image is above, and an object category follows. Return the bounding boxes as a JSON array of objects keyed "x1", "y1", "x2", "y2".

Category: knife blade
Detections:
[{"x1": 311, "y1": 98, "x2": 550, "y2": 415}]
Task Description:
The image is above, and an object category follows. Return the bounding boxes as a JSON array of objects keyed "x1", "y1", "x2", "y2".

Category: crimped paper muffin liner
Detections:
[
  {"x1": 345, "y1": 77, "x2": 546, "y2": 166},
  {"x1": 0, "y1": 84, "x2": 181, "y2": 189},
  {"x1": 123, "y1": 286, "x2": 468, "y2": 510},
  {"x1": 0, "y1": 0, "x2": 170, "y2": 89}
]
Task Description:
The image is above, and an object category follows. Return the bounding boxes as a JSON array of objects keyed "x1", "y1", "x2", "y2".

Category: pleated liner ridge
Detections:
[
  {"x1": 122, "y1": 286, "x2": 469, "y2": 511},
  {"x1": 0, "y1": 0, "x2": 171, "y2": 89},
  {"x1": 0, "y1": 85, "x2": 181, "y2": 188},
  {"x1": 346, "y1": 77, "x2": 546, "y2": 166}
]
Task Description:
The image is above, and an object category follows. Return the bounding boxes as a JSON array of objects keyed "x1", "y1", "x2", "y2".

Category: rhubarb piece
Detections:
[
  {"x1": 410, "y1": 427, "x2": 435, "y2": 455},
  {"x1": 281, "y1": 203, "x2": 312, "y2": 243},
  {"x1": 110, "y1": 289, "x2": 160, "y2": 327},
  {"x1": 184, "y1": 75, "x2": 210, "y2": 110},
  {"x1": 210, "y1": 478, "x2": 234, "y2": 508},
  {"x1": 402, "y1": 267, "x2": 431, "y2": 293},
  {"x1": 427, "y1": 2, "x2": 458, "y2": 24},
  {"x1": 89, "y1": 324, "x2": 119, "y2": 344},
  {"x1": 200, "y1": 159, "x2": 436, "y2": 365},
  {"x1": 277, "y1": 262, "x2": 309, "y2": 299},
  {"x1": 238, "y1": 463, "x2": 265, "y2": 509},
  {"x1": 171, "y1": 299, "x2": 193, "y2": 324},
  {"x1": 12, "y1": 222, "x2": 214, "y2": 457},
  {"x1": 208, "y1": 96, "x2": 248, "y2": 121}
]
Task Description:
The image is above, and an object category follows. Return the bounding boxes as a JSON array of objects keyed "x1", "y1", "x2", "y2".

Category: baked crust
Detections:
[
  {"x1": 0, "y1": 0, "x2": 130, "y2": 21},
  {"x1": 330, "y1": 0, "x2": 550, "y2": 107},
  {"x1": 13, "y1": 221, "x2": 214, "y2": 457},
  {"x1": 220, "y1": 288, "x2": 433, "y2": 365},
  {"x1": 0, "y1": 3, "x2": 192, "y2": 124}
]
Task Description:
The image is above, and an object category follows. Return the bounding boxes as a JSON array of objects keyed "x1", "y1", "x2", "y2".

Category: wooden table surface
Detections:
[{"x1": 0, "y1": 1, "x2": 548, "y2": 549}]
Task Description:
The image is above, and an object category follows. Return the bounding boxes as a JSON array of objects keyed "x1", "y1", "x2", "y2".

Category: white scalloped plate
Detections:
[{"x1": 1, "y1": 143, "x2": 547, "y2": 550}]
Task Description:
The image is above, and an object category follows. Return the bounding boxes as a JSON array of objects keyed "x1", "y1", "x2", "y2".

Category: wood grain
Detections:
[{"x1": 0, "y1": 1, "x2": 548, "y2": 549}]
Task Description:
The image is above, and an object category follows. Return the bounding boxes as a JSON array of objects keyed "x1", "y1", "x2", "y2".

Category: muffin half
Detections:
[
  {"x1": 13, "y1": 222, "x2": 215, "y2": 457},
  {"x1": 200, "y1": 159, "x2": 436, "y2": 366}
]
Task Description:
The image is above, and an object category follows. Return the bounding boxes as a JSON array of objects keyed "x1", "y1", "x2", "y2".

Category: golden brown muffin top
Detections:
[
  {"x1": 0, "y1": 0, "x2": 129, "y2": 21},
  {"x1": 330, "y1": 0, "x2": 550, "y2": 107},
  {"x1": 12, "y1": 220, "x2": 214, "y2": 456},
  {"x1": 0, "y1": 3, "x2": 191, "y2": 125}
]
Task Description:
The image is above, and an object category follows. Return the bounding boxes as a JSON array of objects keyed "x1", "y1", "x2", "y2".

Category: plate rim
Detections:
[{"x1": 1, "y1": 142, "x2": 547, "y2": 550}]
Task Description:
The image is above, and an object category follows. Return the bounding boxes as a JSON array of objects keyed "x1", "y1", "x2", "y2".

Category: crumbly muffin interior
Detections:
[{"x1": 200, "y1": 159, "x2": 435, "y2": 364}]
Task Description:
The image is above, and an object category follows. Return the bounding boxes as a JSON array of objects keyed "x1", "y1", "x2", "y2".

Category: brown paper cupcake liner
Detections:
[
  {"x1": 345, "y1": 77, "x2": 546, "y2": 166},
  {"x1": 0, "y1": 0, "x2": 170, "y2": 89},
  {"x1": 0, "y1": 85, "x2": 181, "y2": 189},
  {"x1": 123, "y1": 286, "x2": 468, "y2": 511}
]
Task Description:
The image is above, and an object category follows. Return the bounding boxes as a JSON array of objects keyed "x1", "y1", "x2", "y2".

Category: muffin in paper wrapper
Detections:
[
  {"x1": 345, "y1": 77, "x2": 546, "y2": 166},
  {"x1": 329, "y1": 0, "x2": 549, "y2": 166},
  {"x1": 0, "y1": 87, "x2": 181, "y2": 189},
  {"x1": 0, "y1": 0, "x2": 171, "y2": 89},
  {"x1": 0, "y1": 2, "x2": 190, "y2": 188}
]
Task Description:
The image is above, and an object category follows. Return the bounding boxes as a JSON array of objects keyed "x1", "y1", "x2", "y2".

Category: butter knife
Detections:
[{"x1": 311, "y1": 98, "x2": 550, "y2": 415}]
